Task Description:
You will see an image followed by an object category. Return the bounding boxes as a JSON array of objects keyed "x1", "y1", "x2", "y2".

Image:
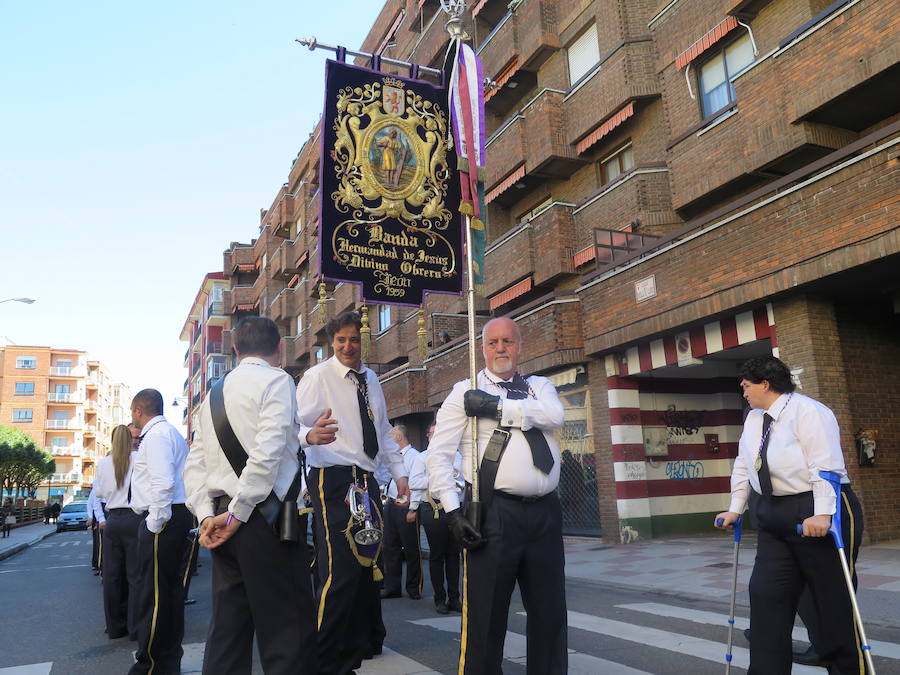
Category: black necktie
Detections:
[
  {"x1": 758, "y1": 413, "x2": 774, "y2": 497},
  {"x1": 496, "y1": 374, "x2": 555, "y2": 475},
  {"x1": 351, "y1": 371, "x2": 379, "y2": 459}
]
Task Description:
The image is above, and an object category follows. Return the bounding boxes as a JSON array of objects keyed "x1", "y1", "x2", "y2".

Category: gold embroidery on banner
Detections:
[{"x1": 330, "y1": 77, "x2": 457, "y2": 297}]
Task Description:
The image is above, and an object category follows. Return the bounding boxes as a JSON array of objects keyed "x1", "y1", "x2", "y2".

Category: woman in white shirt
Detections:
[{"x1": 94, "y1": 424, "x2": 140, "y2": 640}]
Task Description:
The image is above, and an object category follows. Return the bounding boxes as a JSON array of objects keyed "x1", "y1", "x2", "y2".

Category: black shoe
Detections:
[
  {"x1": 792, "y1": 645, "x2": 828, "y2": 667},
  {"x1": 408, "y1": 591, "x2": 421, "y2": 600},
  {"x1": 380, "y1": 590, "x2": 401, "y2": 599},
  {"x1": 448, "y1": 599, "x2": 463, "y2": 613},
  {"x1": 435, "y1": 602, "x2": 449, "y2": 614},
  {"x1": 184, "y1": 598, "x2": 196, "y2": 605},
  {"x1": 743, "y1": 628, "x2": 751, "y2": 642}
]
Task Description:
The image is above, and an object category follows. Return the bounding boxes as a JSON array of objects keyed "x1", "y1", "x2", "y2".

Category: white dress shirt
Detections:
[
  {"x1": 408, "y1": 449, "x2": 462, "y2": 511},
  {"x1": 93, "y1": 452, "x2": 137, "y2": 520},
  {"x1": 384, "y1": 445, "x2": 420, "y2": 501},
  {"x1": 184, "y1": 357, "x2": 301, "y2": 524},
  {"x1": 130, "y1": 415, "x2": 189, "y2": 533},
  {"x1": 86, "y1": 485, "x2": 104, "y2": 522},
  {"x1": 426, "y1": 369, "x2": 564, "y2": 512},
  {"x1": 296, "y1": 356, "x2": 405, "y2": 481},
  {"x1": 728, "y1": 392, "x2": 849, "y2": 517}
]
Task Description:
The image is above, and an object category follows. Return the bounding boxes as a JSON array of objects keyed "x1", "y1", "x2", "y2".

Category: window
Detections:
[
  {"x1": 314, "y1": 346, "x2": 324, "y2": 364},
  {"x1": 567, "y1": 24, "x2": 600, "y2": 86},
  {"x1": 56, "y1": 359, "x2": 72, "y2": 367},
  {"x1": 518, "y1": 196, "x2": 553, "y2": 223},
  {"x1": 16, "y1": 356, "x2": 36, "y2": 369},
  {"x1": 699, "y1": 33, "x2": 754, "y2": 116},
  {"x1": 15, "y1": 382, "x2": 34, "y2": 395},
  {"x1": 12, "y1": 409, "x2": 33, "y2": 423},
  {"x1": 54, "y1": 384, "x2": 70, "y2": 393},
  {"x1": 599, "y1": 144, "x2": 635, "y2": 185},
  {"x1": 378, "y1": 305, "x2": 392, "y2": 332}
]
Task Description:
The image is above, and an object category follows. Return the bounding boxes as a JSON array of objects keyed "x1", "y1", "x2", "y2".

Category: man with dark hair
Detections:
[
  {"x1": 129, "y1": 388, "x2": 192, "y2": 675},
  {"x1": 296, "y1": 311, "x2": 410, "y2": 675},
  {"x1": 716, "y1": 355, "x2": 865, "y2": 674},
  {"x1": 427, "y1": 317, "x2": 567, "y2": 674},
  {"x1": 184, "y1": 316, "x2": 317, "y2": 674}
]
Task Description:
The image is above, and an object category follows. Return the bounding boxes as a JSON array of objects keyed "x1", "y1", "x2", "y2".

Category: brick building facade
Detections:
[{"x1": 200, "y1": 0, "x2": 897, "y2": 543}]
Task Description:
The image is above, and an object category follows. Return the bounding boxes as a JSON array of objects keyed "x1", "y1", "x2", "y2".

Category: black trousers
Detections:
[
  {"x1": 181, "y1": 525, "x2": 199, "y2": 598},
  {"x1": 309, "y1": 466, "x2": 385, "y2": 675},
  {"x1": 91, "y1": 521, "x2": 101, "y2": 569},
  {"x1": 382, "y1": 500, "x2": 423, "y2": 597},
  {"x1": 460, "y1": 492, "x2": 567, "y2": 675},
  {"x1": 420, "y1": 502, "x2": 460, "y2": 605},
  {"x1": 129, "y1": 504, "x2": 193, "y2": 675},
  {"x1": 102, "y1": 509, "x2": 142, "y2": 639},
  {"x1": 203, "y1": 505, "x2": 318, "y2": 675},
  {"x1": 748, "y1": 488, "x2": 865, "y2": 675}
]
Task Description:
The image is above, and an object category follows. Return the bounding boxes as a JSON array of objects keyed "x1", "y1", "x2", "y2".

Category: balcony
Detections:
[
  {"x1": 83, "y1": 400, "x2": 97, "y2": 412},
  {"x1": 282, "y1": 333, "x2": 311, "y2": 370},
  {"x1": 227, "y1": 285, "x2": 257, "y2": 314},
  {"x1": 225, "y1": 245, "x2": 259, "y2": 277},
  {"x1": 478, "y1": 0, "x2": 560, "y2": 112},
  {"x1": 379, "y1": 365, "x2": 428, "y2": 419},
  {"x1": 49, "y1": 366, "x2": 80, "y2": 377},
  {"x1": 207, "y1": 301, "x2": 227, "y2": 326},
  {"x1": 85, "y1": 375, "x2": 98, "y2": 388},
  {"x1": 268, "y1": 193, "x2": 295, "y2": 239},
  {"x1": 565, "y1": 40, "x2": 657, "y2": 146},
  {"x1": 485, "y1": 90, "x2": 582, "y2": 200},
  {"x1": 48, "y1": 392, "x2": 80, "y2": 404},
  {"x1": 46, "y1": 419, "x2": 78, "y2": 430},
  {"x1": 373, "y1": 313, "x2": 417, "y2": 366},
  {"x1": 50, "y1": 472, "x2": 82, "y2": 483},
  {"x1": 270, "y1": 286, "x2": 303, "y2": 323},
  {"x1": 45, "y1": 445, "x2": 82, "y2": 457},
  {"x1": 84, "y1": 425, "x2": 97, "y2": 436},
  {"x1": 483, "y1": 202, "x2": 575, "y2": 297}
]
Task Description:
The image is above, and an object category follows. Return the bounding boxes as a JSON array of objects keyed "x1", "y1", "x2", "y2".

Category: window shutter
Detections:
[{"x1": 567, "y1": 25, "x2": 600, "y2": 85}]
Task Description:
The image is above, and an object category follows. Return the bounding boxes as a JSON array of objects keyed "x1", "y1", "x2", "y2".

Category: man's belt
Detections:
[{"x1": 493, "y1": 490, "x2": 552, "y2": 504}]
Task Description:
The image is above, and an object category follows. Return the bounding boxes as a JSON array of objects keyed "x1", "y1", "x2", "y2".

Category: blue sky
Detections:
[{"x1": 0, "y1": 1, "x2": 386, "y2": 430}]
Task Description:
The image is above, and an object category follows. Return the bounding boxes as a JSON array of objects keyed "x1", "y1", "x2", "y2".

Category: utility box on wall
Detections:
[{"x1": 643, "y1": 426, "x2": 668, "y2": 457}]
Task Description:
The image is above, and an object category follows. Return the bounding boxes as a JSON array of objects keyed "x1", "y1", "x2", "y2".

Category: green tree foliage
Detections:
[{"x1": 0, "y1": 425, "x2": 55, "y2": 498}]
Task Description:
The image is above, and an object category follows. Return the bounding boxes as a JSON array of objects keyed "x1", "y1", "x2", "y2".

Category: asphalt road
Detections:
[{"x1": 2, "y1": 530, "x2": 899, "y2": 674}]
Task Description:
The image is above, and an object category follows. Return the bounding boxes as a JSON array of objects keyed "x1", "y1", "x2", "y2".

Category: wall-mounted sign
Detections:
[{"x1": 634, "y1": 274, "x2": 657, "y2": 303}]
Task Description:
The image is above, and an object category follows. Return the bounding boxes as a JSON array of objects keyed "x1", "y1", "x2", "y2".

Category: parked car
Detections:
[{"x1": 56, "y1": 502, "x2": 90, "y2": 532}]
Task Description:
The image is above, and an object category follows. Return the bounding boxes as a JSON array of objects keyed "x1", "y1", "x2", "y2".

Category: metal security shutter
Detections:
[{"x1": 567, "y1": 25, "x2": 600, "y2": 85}]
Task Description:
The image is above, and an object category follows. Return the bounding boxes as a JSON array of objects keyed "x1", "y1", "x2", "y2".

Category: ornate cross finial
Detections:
[
  {"x1": 439, "y1": 0, "x2": 466, "y2": 18},
  {"x1": 440, "y1": 0, "x2": 469, "y2": 40}
]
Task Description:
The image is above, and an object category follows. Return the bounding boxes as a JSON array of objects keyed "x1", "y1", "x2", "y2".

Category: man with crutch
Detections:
[{"x1": 715, "y1": 355, "x2": 866, "y2": 674}]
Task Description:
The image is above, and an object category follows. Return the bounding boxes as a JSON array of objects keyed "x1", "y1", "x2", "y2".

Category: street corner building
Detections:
[{"x1": 179, "y1": 0, "x2": 899, "y2": 545}]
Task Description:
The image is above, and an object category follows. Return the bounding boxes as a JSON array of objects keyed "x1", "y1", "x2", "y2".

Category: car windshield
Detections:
[{"x1": 61, "y1": 503, "x2": 87, "y2": 513}]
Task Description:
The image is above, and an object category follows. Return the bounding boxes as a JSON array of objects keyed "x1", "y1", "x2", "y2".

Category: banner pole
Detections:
[
  {"x1": 464, "y1": 213, "x2": 480, "y2": 508},
  {"x1": 295, "y1": 37, "x2": 443, "y2": 77}
]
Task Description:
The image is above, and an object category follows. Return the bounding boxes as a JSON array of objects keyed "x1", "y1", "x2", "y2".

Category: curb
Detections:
[{"x1": 0, "y1": 528, "x2": 57, "y2": 562}]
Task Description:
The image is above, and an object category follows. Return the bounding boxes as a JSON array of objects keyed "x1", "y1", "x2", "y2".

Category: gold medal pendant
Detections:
[
  {"x1": 754, "y1": 455, "x2": 762, "y2": 471},
  {"x1": 367, "y1": 406, "x2": 374, "y2": 422}
]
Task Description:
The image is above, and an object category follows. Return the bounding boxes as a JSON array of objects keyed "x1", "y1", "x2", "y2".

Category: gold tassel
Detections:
[
  {"x1": 372, "y1": 566, "x2": 384, "y2": 582},
  {"x1": 359, "y1": 305, "x2": 371, "y2": 361},
  {"x1": 417, "y1": 307, "x2": 427, "y2": 360},
  {"x1": 459, "y1": 200, "x2": 474, "y2": 216},
  {"x1": 317, "y1": 281, "x2": 327, "y2": 324}
]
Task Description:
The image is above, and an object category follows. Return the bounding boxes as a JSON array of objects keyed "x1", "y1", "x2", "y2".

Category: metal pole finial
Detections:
[{"x1": 439, "y1": 0, "x2": 466, "y2": 17}]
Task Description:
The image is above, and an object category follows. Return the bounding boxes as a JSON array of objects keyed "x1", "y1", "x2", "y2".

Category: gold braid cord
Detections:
[
  {"x1": 317, "y1": 281, "x2": 328, "y2": 323},
  {"x1": 359, "y1": 305, "x2": 371, "y2": 361},
  {"x1": 417, "y1": 307, "x2": 427, "y2": 360}
]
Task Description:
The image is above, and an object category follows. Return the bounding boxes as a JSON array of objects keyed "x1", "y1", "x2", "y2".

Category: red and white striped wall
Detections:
[{"x1": 604, "y1": 304, "x2": 776, "y2": 542}]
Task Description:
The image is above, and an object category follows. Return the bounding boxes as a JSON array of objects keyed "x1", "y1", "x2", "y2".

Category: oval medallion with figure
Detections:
[{"x1": 369, "y1": 125, "x2": 417, "y2": 194}]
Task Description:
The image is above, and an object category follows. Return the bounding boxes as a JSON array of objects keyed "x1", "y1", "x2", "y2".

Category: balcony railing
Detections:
[
  {"x1": 49, "y1": 366, "x2": 79, "y2": 377},
  {"x1": 84, "y1": 425, "x2": 97, "y2": 435},
  {"x1": 206, "y1": 341, "x2": 223, "y2": 355},
  {"x1": 46, "y1": 446, "x2": 83, "y2": 457},
  {"x1": 50, "y1": 472, "x2": 81, "y2": 483},
  {"x1": 46, "y1": 419, "x2": 77, "y2": 430},
  {"x1": 85, "y1": 375, "x2": 99, "y2": 387},
  {"x1": 48, "y1": 392, "x2": 80, "y2": 403},
  {"x1": 207, "y1": 301, "x2": 225, "y2": 319}
]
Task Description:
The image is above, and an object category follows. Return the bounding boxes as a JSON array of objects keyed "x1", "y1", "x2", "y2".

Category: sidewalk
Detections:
[
  {"x1": 564, "y1": 534, "x2": 900, "y2": 628},
  {"x1": 0, "y1": 522, "x2": 58, "y2": 561}
]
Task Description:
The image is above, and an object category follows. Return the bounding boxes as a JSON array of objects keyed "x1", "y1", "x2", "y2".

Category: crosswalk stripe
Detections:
[
  {"x1": 0, "y1": 664, "x2": 53, "y2": 675},
  {"x1": 412, "y1": 616, "x2": 652, "y2": 674},
  {"x1": 561, "y1": 610, "x2": 824, "y2": 674},
  {"x1": 618, "y1": 602, "x2": 900, "y2": 661}
]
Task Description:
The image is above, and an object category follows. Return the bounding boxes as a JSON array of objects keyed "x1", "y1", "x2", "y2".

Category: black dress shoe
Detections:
[
  {"x1": 743, "y1": 628, "x2": 751, "y2": 642},
  {"x1": 184, "y1": 598, "x2": 197, "y2": 605},
  {"x1": 408, "y1": 591, "x2": 421, "y2": 600},
  {"x1": 380, "y1": 590, "x2": 401, "y2": 599},
  {"x1": 792, "y1": 645, "x2": 828, "y2": 667},
  {"x1": 448, "y1": 599, "x2": 463, "y2": 613},
  {"x1": 435, "y1": 602, "x2": 449, "y2": 614}
]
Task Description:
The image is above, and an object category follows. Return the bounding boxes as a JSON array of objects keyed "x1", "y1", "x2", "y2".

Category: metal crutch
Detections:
[
  {"x1": 796, "y1": 471, "x2": 876, "y2": 674},
  {"x1": 716, "y1": 514, "x2": 743, "y2": 674}
]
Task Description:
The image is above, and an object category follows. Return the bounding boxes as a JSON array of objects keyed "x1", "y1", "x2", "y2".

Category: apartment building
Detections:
[
  {"x1": 210, "y1": 0, "x2": 897, "y2": 543},
  {"x1": 179, "y1": 273, "x2": 230, "y2": 440},
  {"x1": 0, "y1": 346, "x2": 131, "y2": 503}
]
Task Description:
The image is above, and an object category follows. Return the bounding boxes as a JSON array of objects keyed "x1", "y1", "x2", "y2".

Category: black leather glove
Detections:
[
  {"x1": 464, "y1": 389, "x2": 501, "y2": 419},
  {"x1": 444, "y1": 508, "x2": 484, "y2": 549}
]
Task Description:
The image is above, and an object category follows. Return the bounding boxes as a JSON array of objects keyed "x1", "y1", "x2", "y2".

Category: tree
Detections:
[{"x1": 0, "y1": 425, "x2": 54, "y2": 499}]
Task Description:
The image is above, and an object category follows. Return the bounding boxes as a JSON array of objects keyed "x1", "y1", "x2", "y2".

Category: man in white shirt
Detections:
[
  {"x1": 86, "y1": 484, "x2": 104, "y2": 573},
  {"x1": 716, "y1": 355, "x2": 865, "y2": 674},
  {"x1": 380, "y1": 424, "x2": 423, "y2": 601},
  {"x1": 184, "y1": 316, "x2": 317, "y2": 675},
  {"x1": 128, "y1": 389, "x2": 192, "y2": 675},
  {"x1": 296, "y1": 311, "x2": 410, "y2": 675},
  {"x1": 408, "y1": 423, "x2": 463, "y2": 615},
  {"x1": 427, "y1": 317, "x2": 567, "y2": 675}
]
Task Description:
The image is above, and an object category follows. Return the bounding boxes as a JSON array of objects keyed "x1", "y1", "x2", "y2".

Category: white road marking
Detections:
[
  {"x1": 412, "y1": 616, "x2": 651, "y2": 674},
  {"x1": 0, "y1": 663, "x2": 53, "y2": 675},
  {"x1": 560, "y1": 610, "x2": 825, "y2": 674},
  {"x1": 618, "y1": 602, "x2": 900, "y2": 660}
]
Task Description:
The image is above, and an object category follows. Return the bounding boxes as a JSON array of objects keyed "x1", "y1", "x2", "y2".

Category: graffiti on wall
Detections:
[
  {"x1": 665, "y1": 459, "x2": 705, "y2": 482},
  {"x1": 661, "y1": 404, "x2": 704, "y2": 444}
]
